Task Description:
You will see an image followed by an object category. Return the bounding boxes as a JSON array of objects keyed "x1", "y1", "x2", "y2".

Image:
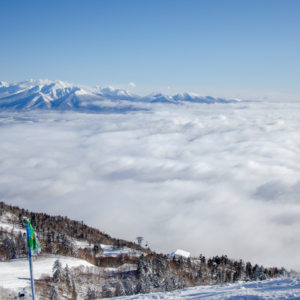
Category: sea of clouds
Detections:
[{"x1": 1, "y1": 101, "x2": 300, "y2": 270}]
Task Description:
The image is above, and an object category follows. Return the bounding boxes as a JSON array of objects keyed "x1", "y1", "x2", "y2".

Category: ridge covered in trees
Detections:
[
  {"x1": 0, "y1": 201, "x2": 293, "y2": 299},
  {"x1": 0, "y1": 201, "x2": 147, "y2": 264}
]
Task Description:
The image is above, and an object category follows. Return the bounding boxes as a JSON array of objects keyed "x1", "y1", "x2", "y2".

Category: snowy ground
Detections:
[
  {"x1": 0, "y1": 254, "x2": 94, "y2": 292},
  {"x1": 0, "y1": 253, "x2": 136, "y2": 298},
  {"x1": 0, "y1": 211, "x2": 26, "y2": 234},
  {"x1": 105, "y1": 278, "x2": 300, "y2": 300},
  {"x1": 74, "y1": 240, "x2": 142, "y2": 257}
]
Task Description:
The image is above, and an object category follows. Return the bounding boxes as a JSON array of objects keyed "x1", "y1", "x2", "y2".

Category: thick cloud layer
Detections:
[{"x1": 1, "y1": 102, "x2": 300, "y2": 269}]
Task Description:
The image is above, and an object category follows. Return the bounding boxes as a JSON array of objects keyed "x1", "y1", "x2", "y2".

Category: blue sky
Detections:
[{"x1": 0, "y1": 0, "x2": 299, "y2": 99}]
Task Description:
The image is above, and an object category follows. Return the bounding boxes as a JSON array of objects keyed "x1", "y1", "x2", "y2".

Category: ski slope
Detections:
[
  {"x1": 106, "y1": 278, "x2": 300, "y2": 300},
  {"x1": 0, "y1": 254, "x2": 94, "y2": 291}
]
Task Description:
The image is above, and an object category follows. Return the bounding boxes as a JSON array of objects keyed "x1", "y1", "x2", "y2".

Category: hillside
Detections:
[
  {"x1": 0, "y1": 201, "x2": 295, "y2": 299},
  {"x1": 0, "y1": 201, "x2": 147, "y2": 263}
]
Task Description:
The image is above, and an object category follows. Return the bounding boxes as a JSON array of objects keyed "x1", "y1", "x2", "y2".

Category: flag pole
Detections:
[{"x1": 25, "y1": 219, "x2": 36, "y2": 300}]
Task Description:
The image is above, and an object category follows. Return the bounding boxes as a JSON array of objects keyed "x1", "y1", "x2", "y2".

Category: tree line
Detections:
[{"x1": 0, "y1": 201, "x2": 295, "y2": 300}]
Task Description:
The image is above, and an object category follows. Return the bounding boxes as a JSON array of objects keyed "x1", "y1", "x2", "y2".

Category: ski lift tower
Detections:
[{"x1": 136, "y1": 237, "x2": 143, "y2": 252}]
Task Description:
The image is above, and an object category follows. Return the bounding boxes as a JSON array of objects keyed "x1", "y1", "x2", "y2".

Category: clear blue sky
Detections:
[{"x1": 0, "y1": 0, "x2": 299, "y2": 100}]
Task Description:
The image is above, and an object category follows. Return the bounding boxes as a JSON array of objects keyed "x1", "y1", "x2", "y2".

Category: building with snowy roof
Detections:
[{"x1": 167, "y1": 249, "x2": 190, "y2": 259}]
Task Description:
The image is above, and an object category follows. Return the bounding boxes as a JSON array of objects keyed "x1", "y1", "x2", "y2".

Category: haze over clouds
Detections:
[{"x1": 1, "y1": 102, "x2": 300, "y2": 269}]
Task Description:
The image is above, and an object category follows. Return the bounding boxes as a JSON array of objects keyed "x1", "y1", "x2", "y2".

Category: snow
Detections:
[
  {"x1": 101, "y1": 244, "x2": 141, "y2": 257},
  {"x1": 0, "y1": 254, "x2": 94, "y2": 291},
  {"x1": 0, "y1": 79, "x2": 238, "y2": 110},
  {"x1": 174, "y1": 92, "x2": 203, "y2": 100},
  {"x1": 105, "y1": 277, "x2": 300, "y2": 300},
  {"x1": 97, "y1": 86, "x2": 137, "y2": 98},
  {"x1": 105, "y1": 263, "x2": 137, "y2": 273},
  {"x1": 74, "y1": 240, "x2": 141, "y2": 257},
  {"x1": 167, "y1": 249, "x2": 190, "y2": 259},
  {"x1": 0, "y1": 81, "x2": 10, "y2": 87},
  {"x1": 0, "y1": 220, "x2": 26, "y2": 233},
  {"x1": 0, "y1": 211, "x2": 26, "y2": 233}
]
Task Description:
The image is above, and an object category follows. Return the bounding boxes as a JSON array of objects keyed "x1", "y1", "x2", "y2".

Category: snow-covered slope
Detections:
[
  {"x1": 0, "y1": 80, "x2": 239, "y2": 111},
  {"x1": 107, "y1": 277, "x2": 300, "y2": 300},
  {"x1": 0, "y1": 80, "x2": 140, "y2": 110},
  {"x1": 74, "y1": 240, "x2": 142, "y2": 257},
  {"x1": 173, "y1": 92, "x2": 239, "y2": 104},
  {"x1": 93, "y1": 86, "x2": 140, "y2": 100},
  {"x1": 0, "y1": 254, "x2": 94, "y2": 291},
  {"x1": 142, "y1": 92, "x2": 176, "y2": 103}
]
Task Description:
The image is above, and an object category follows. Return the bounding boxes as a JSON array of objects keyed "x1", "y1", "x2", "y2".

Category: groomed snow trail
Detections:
[{"x1": 105, "y1": 278, "x2": 300, "y2": 300}]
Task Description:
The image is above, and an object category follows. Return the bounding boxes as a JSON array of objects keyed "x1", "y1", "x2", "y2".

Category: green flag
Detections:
[{"x1": 25, "y1": 219, "x2": 41, "y2": 255}]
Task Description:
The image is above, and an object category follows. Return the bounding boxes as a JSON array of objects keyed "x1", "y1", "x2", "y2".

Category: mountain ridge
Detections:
[{"x1": 0, "y1": 80, "x2": 240, "y2": 111}]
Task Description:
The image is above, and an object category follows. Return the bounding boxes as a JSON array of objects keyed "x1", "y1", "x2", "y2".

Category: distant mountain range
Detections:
[{"x1": 0, "y1": 80, "x2": 240, "y2": 111}]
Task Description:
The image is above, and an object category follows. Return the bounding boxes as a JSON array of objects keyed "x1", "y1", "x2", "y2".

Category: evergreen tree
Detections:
[
  {"x1": 4, "y1": 236, "x2": 16, "y2": 259},
  {"x1": 246, "y1": 262, "x2": 253, "y2": 278},
  {"x1": 155, "y1": 255, "x2": 166, "y2": 276},
  {"x1": 86, "y1": 286, "x2": 97, "y2": 300},
  {"x1": 170, "y1": 276, "x2": 177, "y2": 290},
  {"x1": 278, "y1": 267, "x2": 288, "y2": 277},
  {"x1": 253, "y1": 265, "x2": 263, "y2": 281},
  {"x1": 52, "y1": 259, "x2": 63, "y2": 281},
  {"x1": 124, "y1": 277, "x2": 134, "y2": 296},
  {"x1": 164, "y1": 277, "x2": 174, "y2": 292},
  {"x1": 115, "y1": 279, "x2": 126, "y2": 297},
  {"x1": 152, "y1": 275, "x2": 161, "y2": 288},
  {"x1": 61, "y1": 234, "x2": 75, "y2": 255},
  {"x1": 64, "y1": 264, "x2": 72, "y2": 291},
  {"x1": 178, "y1": 276, "x2": 188, "y2": 289},
  {"x1": 102, "y1": 282, "x2": 114, "y2": 298},
  {"x1": 49, "y1": 285, "x2": 59, "y2": 300},
  {"x1": 198, "y1": 265, "x2": 203, "y2": 279},
  {"x1": 20, "y1": 233, "x2": 27, "y2": 256},
  {"x1": 135, "y1": 276, "x2": 151, "y2": 294}
]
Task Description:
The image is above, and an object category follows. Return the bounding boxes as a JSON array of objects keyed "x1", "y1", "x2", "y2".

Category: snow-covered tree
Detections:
[
  {"x1": 178, "y1": 276, "x2": 188, "y2": 289},
  {"x1": 115, "y1": 279, "x2": 126, "y2": 297},
  {"x1": 152, "y1": 275, "x2": 161, "y2": 289},
  {"x1": 49, "y1": 285, "x2": 59, "y2": 300},
  {"x1": 170, "y1": 276, "x2": 177, "y2": 290},
  {"x1": 135, "y1": 276, "x2": 151, "y2": 294},
  {"x1": 137, "y1": 255, "x2": 151, "y2": 278},
  {"x1": 61, "y1": 235, "x2": 76, "y2": 256},
  {"x1": 52, "y1": 259, "x2": 63, "y2": 281},
  {"x1": 163, "y1": 277, "x2": 173, "y2": 292},
  {"x1": 253, "y1": 265, "x2": 264, "y2": 281},
  {"x1": 198, "y1": 265, "x2": 204, "y2": 280},
  {"x1": 64, "y1": 264, "x2": 71, "y2": 284},
  {"x1": 278, "y1": 267, "x2": 288, "y2": 277},
  {"x1": 4, "y1": 236, "x2": 16, "y2": 259},
  {"x1": 86, "y1": 286, "x2": 97, "y2": 300},
  {"x1": 155, "y1": 255, "x2": 166, "y2": 277},
  {"x1": 102, "y1": 282, "x2": 114, "y2": 298},
  {"x1": 124, "y1": 277, "x2": 134, "y2": 296}
]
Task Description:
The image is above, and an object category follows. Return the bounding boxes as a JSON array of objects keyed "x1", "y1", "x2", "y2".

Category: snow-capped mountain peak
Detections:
[
  {"x1": 173, "y1": 92, "x2": 206, "y2": 100},
  {"x1": 0, "y1": 81, "x2": 10, "y2": 88},
  {"x1": 142, "y1": 91, "x2": 174, "y2": 103},
  {"x1": 0, "y1": 79, "x2": 240, "y2": 111},
  {"x1": 97, "y1": 86, "x2": 137, "y2": 98}
]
